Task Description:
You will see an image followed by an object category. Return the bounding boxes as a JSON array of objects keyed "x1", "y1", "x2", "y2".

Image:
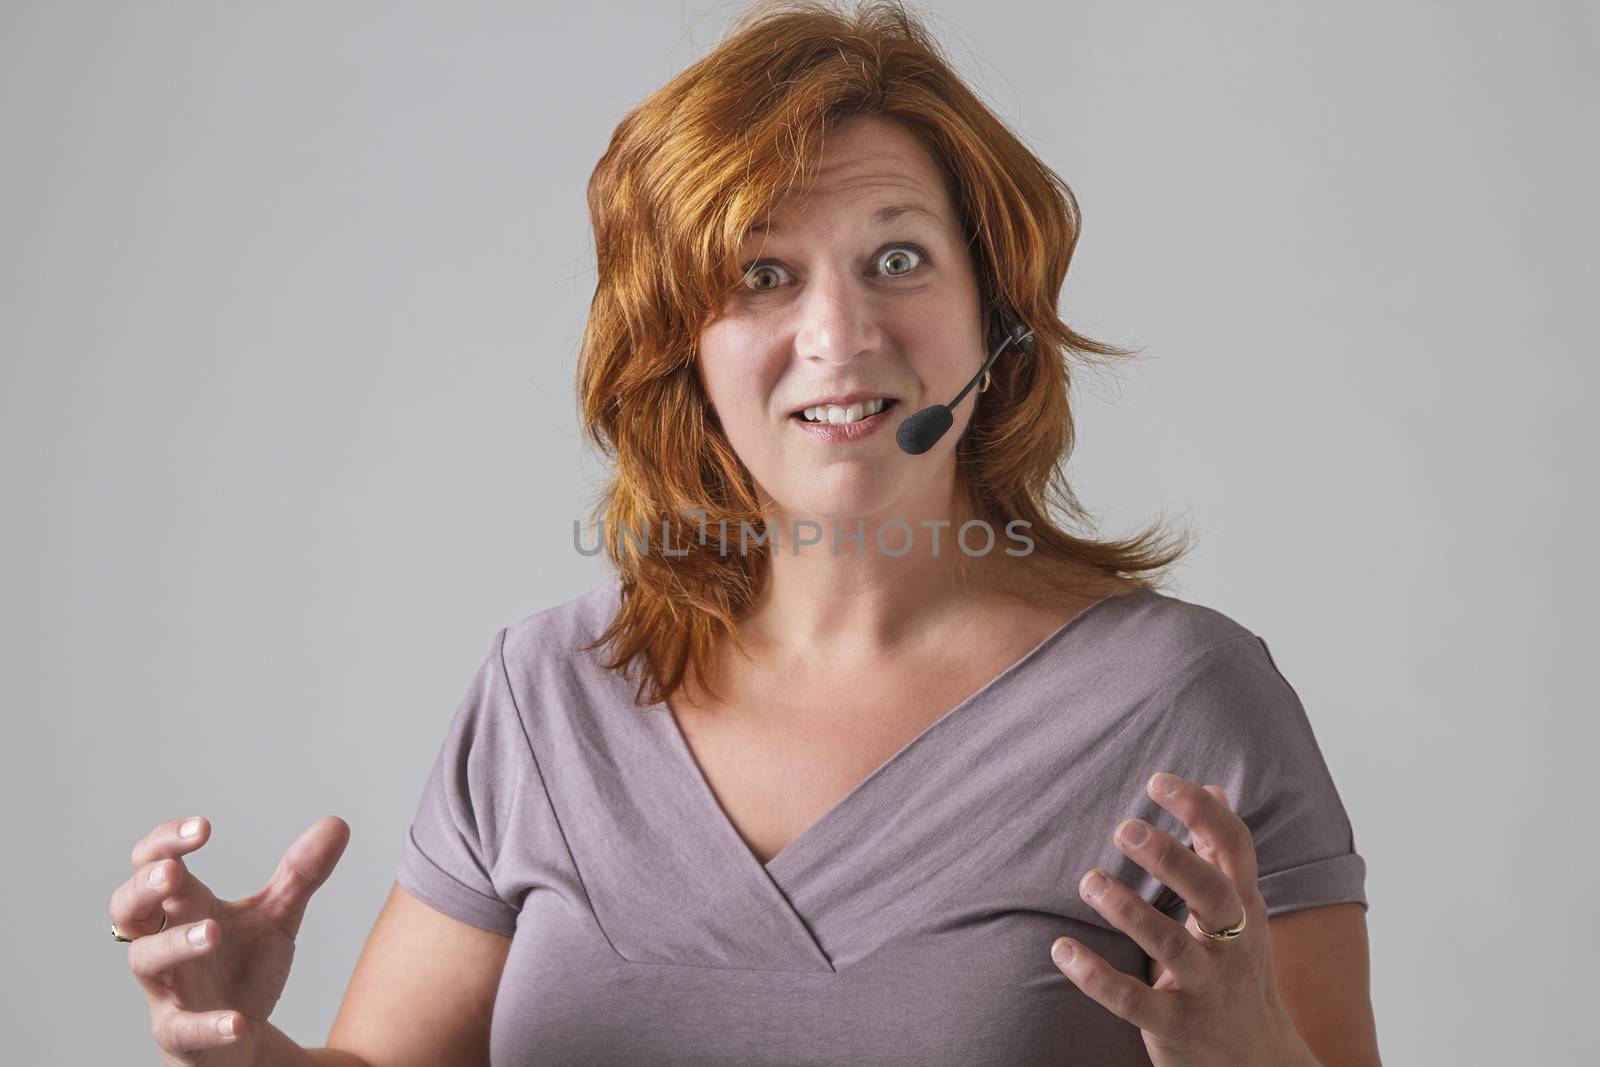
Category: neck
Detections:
[{"x1": 738, "y1": 486, "x2": 1018, "y2": 663}]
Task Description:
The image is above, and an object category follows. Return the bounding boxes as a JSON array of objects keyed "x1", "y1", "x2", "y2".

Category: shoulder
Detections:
[
  {"x1": 1077, "y1": 586, "x2": 1307, "y2": 734},
  {"x1": 1097, "y1": 585, "x2": 1266, "y2": 675},
  {"x1": 500, "y1": 577, "x2": 624, "y2": 668},
  {"x1": 998, "y1": 557, "x2": 1259, "y2": 673},
  {"x1": 1108, "y1": 590, "x2": 1317, "y2": 749}
]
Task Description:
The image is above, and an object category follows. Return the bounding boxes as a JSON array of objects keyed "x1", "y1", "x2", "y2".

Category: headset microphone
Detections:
[{"x1": 894, "y1": 315, "x2": 1035, "y2": 456}]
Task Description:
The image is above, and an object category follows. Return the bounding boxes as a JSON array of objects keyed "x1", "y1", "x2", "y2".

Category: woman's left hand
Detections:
[{"x1": 1049, "y1": 771, "x2": 1315, "y2": 1067}]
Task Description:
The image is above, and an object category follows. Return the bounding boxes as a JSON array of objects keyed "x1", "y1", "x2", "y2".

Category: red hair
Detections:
[{"x1": 576, "y1": 0, "x2": 1193, "y2": 707}]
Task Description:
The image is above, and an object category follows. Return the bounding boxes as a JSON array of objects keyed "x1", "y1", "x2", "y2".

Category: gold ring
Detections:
[
  {"x1": 111, "y1": 911, "x2": 168, "y2": 943},
  {"x1": 1194, "y1": 909, "x2": 1247, "y2": 941}
]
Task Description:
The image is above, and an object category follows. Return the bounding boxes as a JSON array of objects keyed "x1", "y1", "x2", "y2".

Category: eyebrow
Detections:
[{"x1": 744, "y1": 202, "x2": 943, "y2": 237}]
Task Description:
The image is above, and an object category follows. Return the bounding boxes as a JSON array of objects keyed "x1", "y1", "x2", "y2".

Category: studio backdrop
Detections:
[{"x1": 2, "y1": 2, "x2": 1594, "y2": 1064}]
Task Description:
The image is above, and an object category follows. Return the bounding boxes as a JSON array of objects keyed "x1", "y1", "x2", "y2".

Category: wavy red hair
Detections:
[{"x1": 576, "y1": 0, "x2": 1194, "y2": 707}]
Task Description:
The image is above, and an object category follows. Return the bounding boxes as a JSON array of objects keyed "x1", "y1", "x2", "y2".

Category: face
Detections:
[{"x1": 695, "y1": 114, "x2": 988, "y2": 526}]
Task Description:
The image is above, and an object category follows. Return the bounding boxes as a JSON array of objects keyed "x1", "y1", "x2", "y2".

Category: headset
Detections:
[{"x1": 894, "y1": 310, "x2": 1036, "y2": 455}]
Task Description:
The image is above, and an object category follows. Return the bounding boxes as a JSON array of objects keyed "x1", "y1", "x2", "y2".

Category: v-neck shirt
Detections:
[{"x1": 395, "y1": 578, "x2": 1368, "y2": 1066}]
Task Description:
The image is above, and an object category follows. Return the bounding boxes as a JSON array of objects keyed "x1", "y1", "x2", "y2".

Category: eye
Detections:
[
  {"x1": 877, "y1": 245, "x2": 924, "y2": 277},
  {"x1": 738, "y1": 243, "x2": 929, "y2": 293},
  {"x1": 741, "y1": 262, "x2": 788, "y2": 292}
]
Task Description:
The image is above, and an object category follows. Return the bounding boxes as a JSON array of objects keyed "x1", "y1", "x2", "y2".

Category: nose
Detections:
[{"x1": 792, "y1": 270, "x2": 880, "y2": 367}]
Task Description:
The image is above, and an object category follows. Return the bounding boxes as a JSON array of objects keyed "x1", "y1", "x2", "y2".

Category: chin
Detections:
[{"x1": 782, "y1": 478, "x2": 908, "y2": 525}]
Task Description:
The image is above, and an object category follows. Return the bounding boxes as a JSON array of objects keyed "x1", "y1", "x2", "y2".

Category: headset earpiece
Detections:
[{"x1": 987, "y1": 311, "x2": 1035, "y2": 356}]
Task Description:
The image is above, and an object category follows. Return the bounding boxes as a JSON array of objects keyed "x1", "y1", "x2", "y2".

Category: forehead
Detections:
[
  {"x1": 745, "y1": 200, "x2": 945, "y2": 237},
  {"x1": 743, "y1": 116, "x2": 953, "y2": 238}
]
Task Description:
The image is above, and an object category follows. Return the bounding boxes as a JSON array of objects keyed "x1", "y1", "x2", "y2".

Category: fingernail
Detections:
[
  {"x1": 1119, "y1": 819, "x2": 1149, "y2": 847},
  {"x1": 1081, "y1": 870, "x2": 1108, "y2": 898},
  {"x1": 148, "y1": 863, "x2": 167, "y2": 888},
  {"x1": 188, "y1": 923, "x2": 208, "y2": 947},
  {"x1": 216, "y1": 1015, "x2": 234, "y2": 1038},
  {"x1": 180, "y1": 818, "x2": 201, "y2": 838},
  {"x1": 1150, "y1": 773, "x2": 1180, "y2": 796},
  {"x1": 1052, "y1": 939, "x2": 1076, "y2": 966}
]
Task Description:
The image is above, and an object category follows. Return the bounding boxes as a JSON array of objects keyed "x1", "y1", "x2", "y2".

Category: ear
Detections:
[{"x1": 984, "y1": 310, "x2": 1005, "y2": 354}]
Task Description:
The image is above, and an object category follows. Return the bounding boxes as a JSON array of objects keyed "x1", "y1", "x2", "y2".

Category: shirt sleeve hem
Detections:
[
  {"x1": 1256, "y1": 851, "x2": 1369, "y2": 917},
  {"x1": 395, "y1": 826, "x2": 519, "y2": 937}
]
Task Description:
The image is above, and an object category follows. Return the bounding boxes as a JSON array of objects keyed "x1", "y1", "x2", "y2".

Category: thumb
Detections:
[{"x1": 260, "y1": 815, "x2": 351, "y2": 937}]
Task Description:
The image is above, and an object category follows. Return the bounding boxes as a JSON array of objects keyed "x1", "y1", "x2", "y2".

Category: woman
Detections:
[{"x1": 111, "y1": 2, "x2": 1378, "y2": 1065}]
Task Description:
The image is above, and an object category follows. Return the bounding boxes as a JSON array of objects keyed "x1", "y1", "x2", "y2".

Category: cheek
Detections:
[
  {"x1": 699, "y1": 343, "x2": 783, "y2": 415},
  {"x1": 704, "y1": 368, "x2": 772, "y2": 430}
]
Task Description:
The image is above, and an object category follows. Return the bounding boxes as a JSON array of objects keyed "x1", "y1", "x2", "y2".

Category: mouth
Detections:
[{"x1": 790, "y1": 397, "x2": 901, "y2": 425}]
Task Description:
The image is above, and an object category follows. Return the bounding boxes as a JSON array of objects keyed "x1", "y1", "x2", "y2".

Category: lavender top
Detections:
[{"x1": 395, "y1": 580, "x2": 1367, "y2": 1066}]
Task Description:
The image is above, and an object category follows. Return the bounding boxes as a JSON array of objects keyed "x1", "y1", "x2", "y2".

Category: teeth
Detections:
[{"x1": 802, "y1": 397, "x2": 888, "y2": 424}]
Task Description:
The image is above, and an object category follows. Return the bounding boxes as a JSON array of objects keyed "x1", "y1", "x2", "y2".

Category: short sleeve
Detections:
[
  {"x1": 394, "y1": 627, "x2": 526, "y2": 936},
  {"x1": 1145, "y1": 634, "x2": 1368, "y2": 920}
]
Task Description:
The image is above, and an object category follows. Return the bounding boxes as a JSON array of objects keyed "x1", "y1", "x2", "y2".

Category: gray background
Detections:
[{"x1": 3, "y1": 1, "x2": 1594, "y2": 1063}]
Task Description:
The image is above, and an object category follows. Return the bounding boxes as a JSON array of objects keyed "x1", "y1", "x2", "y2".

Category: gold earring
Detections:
[{"x1": 978, "y1": 369, "x2": 993, "y2": 393}]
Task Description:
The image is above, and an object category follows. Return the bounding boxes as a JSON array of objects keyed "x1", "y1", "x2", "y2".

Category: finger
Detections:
[
  {"x1": 256, "y1": 816, "x2": 351, "y2": 938},
  {"x1": 1078, "y1": 865, "x2": 1206, "y2": 984},
  {"x1": 109, "y1": 858, "x2": 180, "y2": 938},
  {"x1": 152, "y1": 1004, "x2": 244, "y2": 1057},
  {"x1": 127, "y1": 918, "x2": 217, "y2": 990},
  {"x1": 1146, "y1": 772, "x2": 1258, "y2": 887},
  {"x1": 131, "y1": 816, "x2": 210, "y2": 871},
  {"x1": 1112, "y1": 814, "x2": 1244, "y2": 956},
  {"x1": 110, "y1": 856, "x2": 202, "y2": 937},
  {"x1": 116, "y1": 816, "x2": 209, "y2": 933},
  {"x1": 1049, "y1": 935, "x2": 1178, "y2": 1037}
]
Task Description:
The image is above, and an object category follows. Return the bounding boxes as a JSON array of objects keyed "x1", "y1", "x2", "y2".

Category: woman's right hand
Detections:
[{"x1": 111, "y1": 814, "x2": 352, "y2": 1067}]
